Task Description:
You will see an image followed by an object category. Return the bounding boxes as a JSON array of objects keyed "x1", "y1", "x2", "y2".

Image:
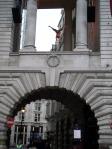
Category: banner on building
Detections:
[{"x1": 7, "y1": 117, "x2": 14, "y2": 128}]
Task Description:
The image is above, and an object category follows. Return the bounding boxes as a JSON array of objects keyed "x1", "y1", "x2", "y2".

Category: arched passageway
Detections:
[
  {"x1": 11, "y1": 87, "x2": 83, "y2": 116},
  {"x1": 7, "y1": 87, "x2": 99, "y2": 149}
]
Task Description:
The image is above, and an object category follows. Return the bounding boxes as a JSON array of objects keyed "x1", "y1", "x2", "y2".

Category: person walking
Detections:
[{"x1": 16, "y1": 140, "x2": 24, "y2": 149}]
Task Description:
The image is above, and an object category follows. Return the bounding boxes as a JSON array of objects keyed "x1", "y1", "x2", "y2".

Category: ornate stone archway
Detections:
[
  {"x1": 4, "y1": 86, "x2": 99, "y2": 149},
  {"x1": 0, "y1": 58, "x2": 112, "y2": 149}
]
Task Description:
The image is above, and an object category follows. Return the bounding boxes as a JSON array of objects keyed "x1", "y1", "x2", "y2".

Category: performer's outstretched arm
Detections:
[
  {"x1": 48, "y1": 25, "x2": 64, "y2": 40},
  {"x1": 48, "y1": 26, "x2": 57, "y2": 33}
]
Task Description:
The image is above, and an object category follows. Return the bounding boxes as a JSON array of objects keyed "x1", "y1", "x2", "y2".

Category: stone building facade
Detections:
[
  {"x1": 10, "y1": 99, "x2": 48, "y2": 146},
  {"x1": 0, "y1": 0, "x2": 112, "y2": 149}
]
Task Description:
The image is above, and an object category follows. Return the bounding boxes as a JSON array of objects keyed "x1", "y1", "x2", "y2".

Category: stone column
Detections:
[
  {"x1": 64, "y1": 7, "x2": 72, "y2": 51},
  {"x1": 23, "y1": 0, "x2": 37, "y2": 51},
  {"x1": 75, "y1": 0, "x2": 87, "y2": 49}
]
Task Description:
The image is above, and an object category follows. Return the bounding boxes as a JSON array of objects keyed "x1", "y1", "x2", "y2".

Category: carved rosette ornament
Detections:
[{"x1": 47, "y1": 55, "x2": 60, "y2": 67}]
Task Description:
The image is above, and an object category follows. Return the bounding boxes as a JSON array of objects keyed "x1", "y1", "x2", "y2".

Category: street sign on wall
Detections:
[{"x1": 74, "y1": 129, "x2": 81, "y2": 139}]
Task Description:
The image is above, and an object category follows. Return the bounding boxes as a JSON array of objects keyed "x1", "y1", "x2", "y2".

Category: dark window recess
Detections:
[
  {"x1": 12, "y1": 7, "x2": 22, "y2": 23},
  {"x1": 87, "y1": 6, "x2": 95, "y2": 22}
]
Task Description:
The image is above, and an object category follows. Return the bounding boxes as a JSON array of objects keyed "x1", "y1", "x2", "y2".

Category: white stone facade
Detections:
[
  {"x1": 0, "y1": 0, "x2": 112, "y2": 149},
  {"x1": 0, "y1": 0, "x2": 14, "y2": 54},
  {"x1": 100, "y1": 0, "x2": 112, "y2": 66}
]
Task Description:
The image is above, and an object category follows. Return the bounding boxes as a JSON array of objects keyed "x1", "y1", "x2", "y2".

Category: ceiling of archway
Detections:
[
  {"x1": 37, "y1": 0, "x2": 75, "y2": 8},
  {"x1": 11, "y1": 86, "x2": 84, "y2": 117}
]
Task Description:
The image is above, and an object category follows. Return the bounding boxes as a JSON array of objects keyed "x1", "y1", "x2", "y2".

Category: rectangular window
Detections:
[
  {"x1": 19, "y1": 112, "x2": 25, "y2": 121},
  {"x1": 35, "y1": 103, "x2": 41, "y2": 111},
  {"x1": 34, "y1": 113, "x2": 41, "y2": 122},
  {"x1": 35, "y1": 103, "x2": 38, "y2": 110},
  {"x1": 34, "y1": 113, "x2": 38, "y2": 122},
  {"x1": 21, "y1": 112, "x2": 25, "y2": 121},
  {"x1": 38, "y1": 106, "x2": 41, "y2": 111},
  {"x1": 15, "y1": 125, "x2": 17, "y2": 132},
  {"x1": 14, "y1": 125, "x2": 27, "y2": 145},
  {"x1": 31, "y1": 126, "x2": 35, "y2": 132},
  {"x1": 40, "y1": 126, "x2": 43, "y2": 133},
  {"x1": 18, "y1": 112, "x2": 21, "y2": 121},
  {"x1": 38, "y1": 114, "x2": 40, "y2": 121}
]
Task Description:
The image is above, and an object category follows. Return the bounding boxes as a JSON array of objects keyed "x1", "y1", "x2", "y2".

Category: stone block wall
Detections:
[
  {"x1": 100, "y1": 0, "x2": 112, "y2": 66},
  {"x1": 0, "y1": 0, "x2": 14, "y2": 53}
]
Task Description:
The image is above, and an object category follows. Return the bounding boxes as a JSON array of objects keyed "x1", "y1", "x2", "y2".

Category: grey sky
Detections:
[{"x1": 35, "y1": 9, "x2": 61, "y2": 51}]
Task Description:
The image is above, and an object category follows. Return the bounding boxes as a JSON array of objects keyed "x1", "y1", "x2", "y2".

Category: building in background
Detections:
[
  {"x1": 10, "y1": 99, "x2": 48, "y2": 146},
  {"x1": 45, "y1": 100, "x2": 75, "y2": 149}
]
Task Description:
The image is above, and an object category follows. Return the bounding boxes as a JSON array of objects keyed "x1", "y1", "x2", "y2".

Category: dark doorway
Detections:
[{"x1": 83, "y1": 104, "x2": 99, "y2": 149}]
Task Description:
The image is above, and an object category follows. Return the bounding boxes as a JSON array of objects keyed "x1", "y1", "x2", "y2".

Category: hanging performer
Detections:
[{"x1": 48, "y1": 26, "x2": 63, "y2": 40}]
